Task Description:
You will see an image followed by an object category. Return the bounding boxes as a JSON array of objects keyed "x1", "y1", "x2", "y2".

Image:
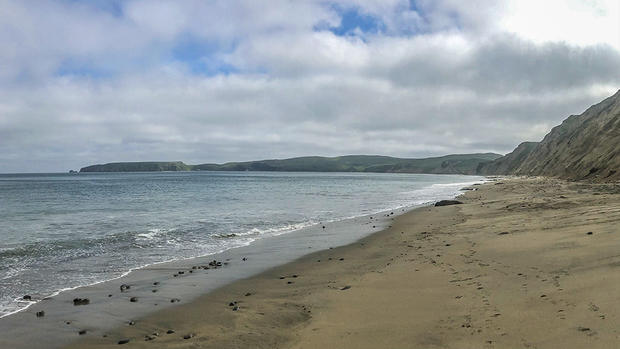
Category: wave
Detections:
[{"x1": 0, "y1": 175, "x2": 486, "y2": 318}]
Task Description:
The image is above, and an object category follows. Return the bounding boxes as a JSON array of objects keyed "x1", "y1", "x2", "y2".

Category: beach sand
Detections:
[{"x1": 66, "y1": 177, "x2": 620, "y2": 348}]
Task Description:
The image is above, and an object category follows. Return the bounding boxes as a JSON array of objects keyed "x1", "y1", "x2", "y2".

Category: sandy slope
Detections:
[{"x1": 67, "y1": 177, "x2": 620, "y2": 348}]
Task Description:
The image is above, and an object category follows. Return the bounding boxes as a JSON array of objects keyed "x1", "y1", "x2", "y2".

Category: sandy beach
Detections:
[{"x1": 60, "y1": 177, "x2": 620, "y2": 348}]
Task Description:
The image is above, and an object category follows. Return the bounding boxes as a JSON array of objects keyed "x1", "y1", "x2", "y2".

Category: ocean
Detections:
[{"x1": 0, "y1": 171, "x2": 483, "y2": 317}]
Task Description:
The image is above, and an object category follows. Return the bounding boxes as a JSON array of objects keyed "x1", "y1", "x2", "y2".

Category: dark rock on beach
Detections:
[
  {"x1": 23, "y1": 295, "x2": 32, "y2": 301},
  {"x1": 129, "y1": 297, "x2": 138, "y2": 302},
  {"x1": 36, "y1": 310, "x2": 45, "y2": 317},
  {"x1": 73, "y1": 298, "x2": 90, "y2": 306},
  {"x1": 208, "y1": 260, "x2": 223, "y2": 267},
  {"x1": 435, "y1": 200, "x2": 463, "y2": 207},
  {"x1": 118, "y1": 339, "x2": 130, "y2": 344}
]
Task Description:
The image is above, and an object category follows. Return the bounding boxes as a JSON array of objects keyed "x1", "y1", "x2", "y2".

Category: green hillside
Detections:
[
  {"x1": 80, "y1": 153, "x2": 502, "y2": 174},
  {"x1": 80, "y1": 161, "x2": 192, "y2": 172}
]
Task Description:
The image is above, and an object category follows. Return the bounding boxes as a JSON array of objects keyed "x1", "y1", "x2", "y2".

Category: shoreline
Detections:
[
  {"x1": 0, "y1": 176, "x2": 487, "y2": 349},
  {"x1": 0, "y1": 209, "x2": 395, "y2": 348},
  {"x1": 63, "y1": 177, "x2": 620, "y2": 348},
  {"x1": 0, "y1": 202, "x2": 400, "y2": 321},
  {"x1": 0, "y1": 173, "x2": 483, "y2": 321}
]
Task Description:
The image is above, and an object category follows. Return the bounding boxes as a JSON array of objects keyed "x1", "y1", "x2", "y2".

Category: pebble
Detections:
[
  {"x1": 130, "y1": 297, "x2": 138, "y2": 302},
  {"x1": 118, "y1": 339, "x2": 130, "y2": 344},
  {"x1": 36, "y1": 311, "x2": 45, "y2": 317}
]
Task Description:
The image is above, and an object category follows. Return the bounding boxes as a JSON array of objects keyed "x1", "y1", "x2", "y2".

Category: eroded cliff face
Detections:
[
  {"x1": 481, "y1": 90, "x2": 620, "y2": 181},
  {"x1": 478, "y1": 142, "x2": 539, "y2": 175},
  {"x1": 516, "y1": 90, "x2": 620, "y2": 181}
]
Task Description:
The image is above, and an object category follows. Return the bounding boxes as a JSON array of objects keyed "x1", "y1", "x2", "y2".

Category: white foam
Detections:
[{"x1": 0, "y1": 175, "x2": 488, "y2": 319}]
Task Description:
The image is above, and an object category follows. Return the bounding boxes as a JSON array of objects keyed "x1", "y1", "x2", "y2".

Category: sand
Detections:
[{"x1": 66, "y1": 177, "x2": 620, "y2": 348}]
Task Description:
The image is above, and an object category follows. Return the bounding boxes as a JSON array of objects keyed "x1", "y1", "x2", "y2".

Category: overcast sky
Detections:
[{"x1": 1, "y1": 0, "x2": 619, "y2": 172}]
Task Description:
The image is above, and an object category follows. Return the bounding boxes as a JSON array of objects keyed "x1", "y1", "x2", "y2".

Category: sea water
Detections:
[{"x1": 0, "y1": 171, "x2": 483, "y2": 317}]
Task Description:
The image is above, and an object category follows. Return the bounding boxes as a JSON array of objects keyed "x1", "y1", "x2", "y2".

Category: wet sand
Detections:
[
  {"x1": 63, "y1": 177, "x2": 620, "y2": 348},
  {"x1": 0, "y1": 201, "x2": 395, "y2": 349}
]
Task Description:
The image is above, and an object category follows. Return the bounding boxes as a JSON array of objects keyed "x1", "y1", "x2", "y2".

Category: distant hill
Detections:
[
  {"x1": 80, "y1": 153, "x2": 503, "y2": 174},
  {"x1": 482, "y1": 90, "x2": 620, "y2": 181},
  {"x1": 193, "y1": 154, "x2": 502, "y2": 174},
  {"x1": 80, "y1": 161, "x2": 192, "y2": 172}
]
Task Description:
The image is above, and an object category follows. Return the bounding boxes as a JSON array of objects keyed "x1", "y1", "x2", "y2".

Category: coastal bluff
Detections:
[{"x1": 481, "y1": 89, "x2": 620, "y2": 182}]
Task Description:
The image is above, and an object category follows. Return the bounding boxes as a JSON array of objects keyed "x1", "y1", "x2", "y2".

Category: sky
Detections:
[{"x1": 1, "y1": 0, "x2": 619, "y2": 172}]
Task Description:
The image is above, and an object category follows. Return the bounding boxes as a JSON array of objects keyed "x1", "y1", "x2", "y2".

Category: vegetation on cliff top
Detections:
[{"x1": 80, "y1": 153, "x2": 502, "y2": 174}]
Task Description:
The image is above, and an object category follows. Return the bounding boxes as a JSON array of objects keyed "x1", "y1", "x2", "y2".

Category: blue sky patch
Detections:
[{"x1": 328, "y1": 7, "x2": 384, "y2": 36}]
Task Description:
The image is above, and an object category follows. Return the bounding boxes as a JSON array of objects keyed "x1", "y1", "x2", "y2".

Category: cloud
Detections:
[{"x1": 0, "y1": 0, "x2": 619, "y2": 172}]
